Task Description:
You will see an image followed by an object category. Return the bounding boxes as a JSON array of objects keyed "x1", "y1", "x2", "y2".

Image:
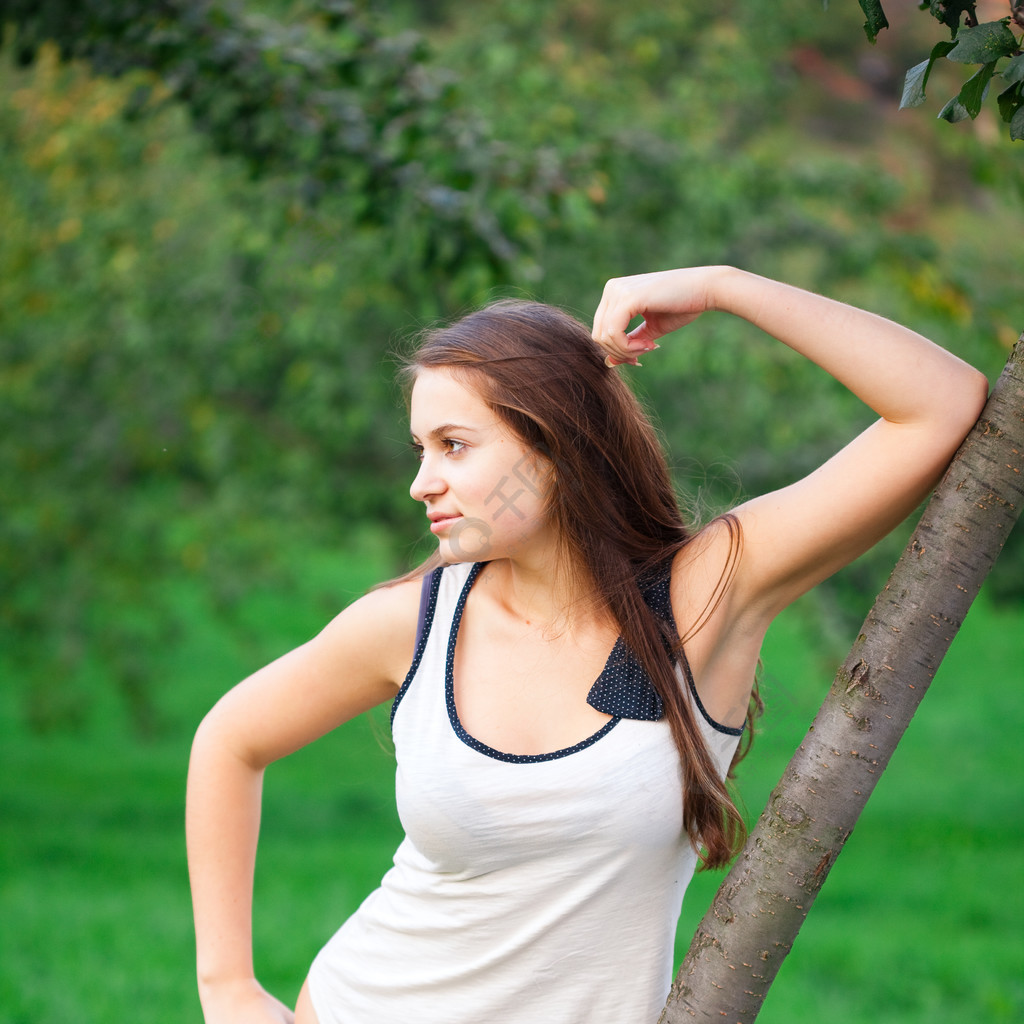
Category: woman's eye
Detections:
[{"x1": 409, "y1": 440, "x2": 464, "y2": 460}]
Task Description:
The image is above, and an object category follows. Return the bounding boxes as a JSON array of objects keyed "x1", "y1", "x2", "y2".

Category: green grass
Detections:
[
  {"x1": 1, "y1": 553, "x2": 1021, "y2": 1024},
  {"x1": 677, "y1": 591, "x2": 1024, "y2": 1024}
]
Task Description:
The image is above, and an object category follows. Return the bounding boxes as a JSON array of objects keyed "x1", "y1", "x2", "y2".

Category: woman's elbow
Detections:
[
  {"x1": 940, "y1": 366, "x2": 989, "y2": 437},
  {"x1": 960, "y1": 367, "x2": 991, "y2": 430},
  {"x1": 189, "y1": 696, "x2": 265, "y2": 774}
]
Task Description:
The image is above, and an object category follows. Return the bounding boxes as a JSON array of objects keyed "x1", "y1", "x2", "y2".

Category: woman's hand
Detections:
[
  {"x1": 199, "y1": 977, "x2": 296, "y2": 1024},
  {"x1": 591, "y1": 267, "x2": 728, "y2": 366}
]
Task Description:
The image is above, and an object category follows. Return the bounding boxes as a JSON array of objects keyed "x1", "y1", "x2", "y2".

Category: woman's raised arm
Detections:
[
  {"x1": 592, "y1": 266, "x2": 990, "y2": 622},
  {"x1": 186, "y1": 579, "x2": 421, "y2": 1023}
]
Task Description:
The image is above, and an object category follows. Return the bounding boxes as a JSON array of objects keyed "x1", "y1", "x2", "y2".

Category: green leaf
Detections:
[
  {"x1": 999, "y1": 82, "x2": 1024, "y2": 126},
  {"x1": 926, "y1": 1, "x2": 979, "y2": 33},
  {"x1": 1011, "y1": 104, "x2": 1024, "y2": 140},
  {"x1": 937, "y1": 94, "x2": 971, "y2": 123},
  {"x1": 1002, "y1": 54, "x2": 1024, "y2": 86},
  {"x1": 947, "y1": 21, "x2": 1018, "y2": 64},
  {"x1": 957, "y1": 61, "x2": 997, "y2": 118},
  {"x1": 900, "y1": 40, "x2": 957, "y2": 108},
  {"x1": 858, "y1": 0, "x2": 889, "y2": 43},
  {"x1": 901, "y1": 59, "x2": 931, "y2": 109}
]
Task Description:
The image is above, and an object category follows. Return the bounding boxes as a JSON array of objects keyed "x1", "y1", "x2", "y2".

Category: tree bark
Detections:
[{"x1": 661, "y1": 336, "x2": 1024, "y2": 1023}]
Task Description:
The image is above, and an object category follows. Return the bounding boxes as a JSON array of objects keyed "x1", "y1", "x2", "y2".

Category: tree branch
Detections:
[
  {"x1": 0, "y1": 0, "x2": 565, "y2": 274},
  {"x1": 662, "y1": 334, "x2": 1024, "y2": 1022}
]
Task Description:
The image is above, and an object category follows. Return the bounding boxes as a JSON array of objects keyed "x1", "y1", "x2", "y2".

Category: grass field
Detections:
[{"x1": 1, "y1": 547, "x2": 1021, "y2": 1024}]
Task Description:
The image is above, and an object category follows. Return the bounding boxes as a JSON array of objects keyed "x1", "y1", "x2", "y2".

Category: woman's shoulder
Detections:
[
  {"x1": 314, "y1": 574, "x2": 426, "y2": 687},
  {"x1": 356, "y1": 573, "x2": 426, "y2": 633}
]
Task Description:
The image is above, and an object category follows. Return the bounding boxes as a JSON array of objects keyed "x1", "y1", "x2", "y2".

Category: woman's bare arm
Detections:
[
  {"x1": 593, "y1": 266, "x2": 988, "y2": 719},
  {"x1": 186, "y1": 579, "x2": 421, "y2": 1022}
]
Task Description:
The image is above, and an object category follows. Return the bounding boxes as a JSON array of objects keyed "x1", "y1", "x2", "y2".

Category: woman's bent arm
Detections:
[
  {"x1": 186, "y1": 580, "x2": 421, "y2": 1021},
  {"x1": 593, "y1": 266, "x2": 989, "y2": 618},
  {"x1": 187, "y1": 721, "x2": 294, "y2": 1021},
  {"x1": 593, "y1": 267, "x2": 989, "y2": 724}
]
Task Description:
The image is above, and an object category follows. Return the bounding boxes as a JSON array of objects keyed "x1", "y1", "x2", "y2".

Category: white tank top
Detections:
[{"x1": 308, "y1": 561, "x2": 742, "y2": 1024}]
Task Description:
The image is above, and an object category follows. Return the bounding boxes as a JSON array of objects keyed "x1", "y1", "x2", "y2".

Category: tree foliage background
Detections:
[
  {"x1": 1, "y1": 4, "x2": 1022, "y2": 1023},
  {"x1": 1, "y1": 0, "x2": 1022, "y2": 731}
]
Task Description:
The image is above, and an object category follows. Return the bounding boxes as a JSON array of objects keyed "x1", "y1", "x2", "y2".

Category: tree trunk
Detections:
[{"x1": 661, "y1": 336, "x2": 1024, "y2": 1023}]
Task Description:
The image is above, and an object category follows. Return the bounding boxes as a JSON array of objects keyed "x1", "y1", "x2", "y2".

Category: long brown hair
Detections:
[{"x1": 399, "y1": 299, "x2": 756, "y2": 868}]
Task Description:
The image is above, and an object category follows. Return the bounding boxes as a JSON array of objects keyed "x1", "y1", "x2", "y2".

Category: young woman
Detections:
[{"x1": 186, "y1": 266, "x2": 988, "y2": 1024}]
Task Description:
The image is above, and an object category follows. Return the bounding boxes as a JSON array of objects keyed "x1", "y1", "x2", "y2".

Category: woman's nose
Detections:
[{"x1": 410, "y1": 456, "x2": 445, "y2": 503}]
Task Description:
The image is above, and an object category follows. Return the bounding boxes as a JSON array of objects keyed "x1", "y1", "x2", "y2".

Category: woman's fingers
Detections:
[
  {"x1": 592, "y1": 269, "x2": 710, "y2": 363},
  {"x1": 592, "y1": 289, "x2": 657, "y2": 365}
]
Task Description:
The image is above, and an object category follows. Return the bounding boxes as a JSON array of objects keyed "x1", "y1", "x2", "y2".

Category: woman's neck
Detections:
[{"x1": 480, "y1": 552, "x2": 607, "y2": 637}]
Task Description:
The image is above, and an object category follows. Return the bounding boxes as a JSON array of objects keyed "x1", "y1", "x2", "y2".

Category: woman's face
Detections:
[{"x1": 409, "y1": 368, "x2": 554, "y2": 564}]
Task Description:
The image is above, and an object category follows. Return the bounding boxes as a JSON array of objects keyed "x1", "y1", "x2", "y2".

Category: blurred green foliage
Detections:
[
  {"x1": 0, "y1": 0, "x2": 571, "y2": 278},
  {"x1": 1, "y1": 0, "x2": 1022, "y2": 733},
  {"x1": 853, "y1": 0, "x2": 1024, "y2": 139}
]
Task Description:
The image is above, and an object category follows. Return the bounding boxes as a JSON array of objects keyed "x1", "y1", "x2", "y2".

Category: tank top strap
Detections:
[{"x1": 391, "y1": 562, "x2": 478, "y2": 728}]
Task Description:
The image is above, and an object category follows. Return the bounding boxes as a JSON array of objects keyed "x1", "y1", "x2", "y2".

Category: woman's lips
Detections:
[{"x1": 428, "y1": 513, "x2": 462, "y2": 534}]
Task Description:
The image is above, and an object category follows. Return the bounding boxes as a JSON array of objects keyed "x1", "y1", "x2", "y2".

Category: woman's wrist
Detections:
[
  {"x1": 198, "y1": 968, "x2": 259, "y2": 1000},
  {"x1": 703, "y1": 265, "x2": 755, "y2": 317}
]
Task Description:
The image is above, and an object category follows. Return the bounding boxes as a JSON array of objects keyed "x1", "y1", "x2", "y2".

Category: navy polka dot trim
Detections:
[
  {"x1": 585, "y1": 567, "x2": 674, "y2": 722},
  {"x1": 401, "y1": 560, "x2": 744, "y2": 760},
  {"x1": 445, "y1": 563, "x2": 621, "y2": 763},
  {"x1": 583, "y1": 565, "x2": 744, "y2": 738},
  {"x1": 391, "y1": 567, "x2": 443, "y2": 727},
  {"x1": 586, "y1": 638, "x2": 664, "y2": 721}
]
